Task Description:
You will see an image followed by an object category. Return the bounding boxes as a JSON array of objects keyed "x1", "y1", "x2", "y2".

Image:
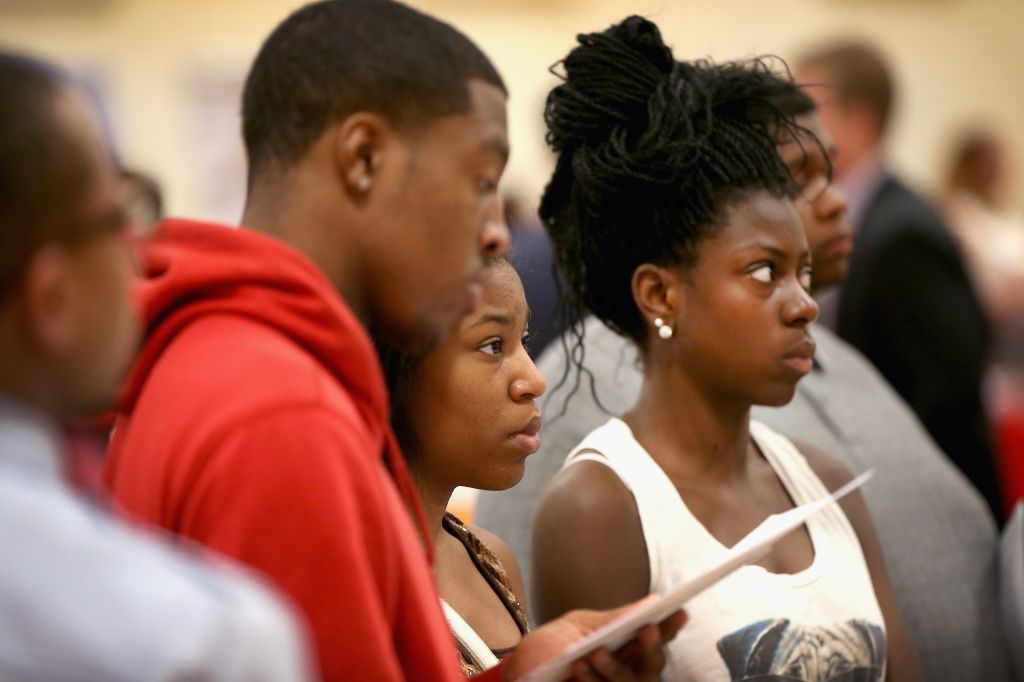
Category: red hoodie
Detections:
[{"x1": 105, "y1": 220, "x2": 503, "y2": 681}]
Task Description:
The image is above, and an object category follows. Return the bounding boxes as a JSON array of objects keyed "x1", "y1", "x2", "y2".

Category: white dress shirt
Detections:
[{"x1": 0, "y1": 395, "x2": 315, "y2": 682}]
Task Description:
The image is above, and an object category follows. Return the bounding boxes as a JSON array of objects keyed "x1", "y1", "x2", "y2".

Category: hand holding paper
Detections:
[{"x1": 505, "y1": 604, "x2": 686, "y2": 682}]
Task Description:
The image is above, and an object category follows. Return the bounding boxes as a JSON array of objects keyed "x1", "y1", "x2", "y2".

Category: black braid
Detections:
[{"x1": 540, "y1": 15, "x2": 811, "y2": 415}]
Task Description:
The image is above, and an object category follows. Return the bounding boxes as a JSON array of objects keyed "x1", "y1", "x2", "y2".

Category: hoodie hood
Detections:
[
  {"x1": 118, "y1": 219, "x2": 434, "y2": 560},
  {"x1": 120, "y1": 219, "x2": 387, "y2": 435}
]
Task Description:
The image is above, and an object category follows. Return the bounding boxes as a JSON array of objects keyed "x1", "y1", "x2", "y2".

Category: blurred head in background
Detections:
[
  {"x1": 0, "y1": 52, "x2": 138, "y2": 418},
  {"x1": 945, "y1": 127, "x2": 1009, "y2": 210},
  {"x1": 768, "y1": 83, "x2": 854, "y2": 289},
  {"x1": 795, "y1": 41, "x2": 894, "y2": 179}
]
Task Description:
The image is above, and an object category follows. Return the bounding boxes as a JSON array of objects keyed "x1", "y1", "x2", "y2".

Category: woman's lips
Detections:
[
  {"x1": 782, "y1": 355, "x2": 814, "y2": 375},
  {"x1": 782, "y1": 338, "x2": 816, "y2": 375},
  {"x1": 509, "y1": 415, "x2": 542, "y2": 453}
]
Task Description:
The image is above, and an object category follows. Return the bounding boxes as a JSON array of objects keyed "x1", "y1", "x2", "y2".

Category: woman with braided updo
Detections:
[{"x1": 531, "y1": 17, "x2": 920, "y2": 681}]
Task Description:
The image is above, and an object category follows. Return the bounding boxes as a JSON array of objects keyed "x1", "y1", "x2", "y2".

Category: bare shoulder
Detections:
[
  {"x1": 532, "y1": 452, "x2": 650, "y2": 621},
  {"x1": 539, "y1": 451, "x2": 639, "y2": 521},
  {"x1": 789, "y1": 437, "x2": 874, "y2": 539},
  {"x1": 789, "y1": 437, "x2": 856, "y2": 491}
]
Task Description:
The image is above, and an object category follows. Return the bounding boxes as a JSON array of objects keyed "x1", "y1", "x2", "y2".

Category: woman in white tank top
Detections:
[{"x1": 530, "y1": 16, "x2": 921, "y2": 681}]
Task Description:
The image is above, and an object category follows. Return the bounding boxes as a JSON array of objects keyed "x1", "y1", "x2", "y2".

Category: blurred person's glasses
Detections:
[{"x1": 0, "y1": 191, "x2": 134, "y2": 295}]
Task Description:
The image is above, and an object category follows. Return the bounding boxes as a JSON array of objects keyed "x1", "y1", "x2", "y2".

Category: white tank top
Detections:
[{"x1": 563, "y1": 418, "x2": 887, "y2": 681}]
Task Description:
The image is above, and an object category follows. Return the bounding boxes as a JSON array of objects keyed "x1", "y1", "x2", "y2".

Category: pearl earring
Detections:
[
  {"x1": 356, "y1": 175, "x2": 372, "y2": 192},
  {"x1": 654, "y1": 317, "x2": 674, "y2": 340}
]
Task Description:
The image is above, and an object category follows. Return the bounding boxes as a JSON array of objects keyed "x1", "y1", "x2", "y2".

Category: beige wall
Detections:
[{"x1": 2, "y1": 0, "x2": 1021, "y2": 219}]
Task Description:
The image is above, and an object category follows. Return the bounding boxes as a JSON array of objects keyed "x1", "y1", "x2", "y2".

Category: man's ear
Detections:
[
  {"x1": 20, "y1": 244, "x2": 76, "y2": 359},
  {"x1": 331, "y1": 112, "x2": 397, "y2": 200},
  {"x1": 632, "y1": 262, "x2": 685, "y2": 331}
]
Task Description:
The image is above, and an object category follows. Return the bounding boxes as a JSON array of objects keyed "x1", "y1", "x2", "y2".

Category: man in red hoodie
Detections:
[{"x1": 104, "y1": 2, "x2": 683, "y2": 680}]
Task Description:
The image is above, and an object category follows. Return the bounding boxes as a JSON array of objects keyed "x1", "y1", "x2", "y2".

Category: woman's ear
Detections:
[{"x1": 631, "y1": 263, "x2": 684, "y2": 333}]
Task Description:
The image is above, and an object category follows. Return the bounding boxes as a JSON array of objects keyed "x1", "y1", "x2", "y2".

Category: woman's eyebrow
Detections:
[
  {"x1": 737, "y1": 243, "x2": 811, "y2": 260},
  {"x1": 469, "y1": 312, "x2": 513, "y2": 329}
]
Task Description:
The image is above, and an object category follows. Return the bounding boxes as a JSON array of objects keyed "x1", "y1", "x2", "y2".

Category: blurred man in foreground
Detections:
[{"x1": 0, "y1": 52, "x2": 312, "y2": 681}]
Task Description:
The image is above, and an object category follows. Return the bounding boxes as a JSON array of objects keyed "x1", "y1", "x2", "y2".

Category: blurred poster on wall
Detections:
[{"x1": 186, "y1": 69, "x2": 246, "y2": 225}]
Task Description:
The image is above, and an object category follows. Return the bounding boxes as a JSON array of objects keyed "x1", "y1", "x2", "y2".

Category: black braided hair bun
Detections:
[{"x1": 540, "y1": 15, "x2": 796, "y2": 342}]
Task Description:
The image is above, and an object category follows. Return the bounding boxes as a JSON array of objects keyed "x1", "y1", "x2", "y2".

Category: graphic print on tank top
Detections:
[{"x1": 717, "y1": 617, "x2": 886, "y2": 681}]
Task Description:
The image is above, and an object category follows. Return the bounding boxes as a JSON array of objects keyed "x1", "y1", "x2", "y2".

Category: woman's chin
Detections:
[
  {"x1": 752, "y1": 384, "x2": 799, "y2": 409},
  {"x1": 474, "y1": 463, "x2": 527, "y2": 493}
]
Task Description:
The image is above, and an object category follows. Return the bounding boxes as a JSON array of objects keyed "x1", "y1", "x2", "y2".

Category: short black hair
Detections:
[
  {"x1": 0, "y1": 52, "x2": 95, "y2": 297},
  {"x1": 242, "y1": 0, "x2": 506, "y2": 183},
  {"x1": 540, "y1": 16, "x2": 803, "y2": 346}
]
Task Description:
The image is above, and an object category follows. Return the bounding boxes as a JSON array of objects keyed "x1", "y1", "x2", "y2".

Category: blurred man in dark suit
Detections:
[{"x1": 796, "y1": 41, "x2": 1002, "y2": 520}]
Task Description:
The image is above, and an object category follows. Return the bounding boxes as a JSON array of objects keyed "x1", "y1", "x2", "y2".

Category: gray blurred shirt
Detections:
[{"x1": 0, "y1": 395, "x2": 314, "y2": 682}]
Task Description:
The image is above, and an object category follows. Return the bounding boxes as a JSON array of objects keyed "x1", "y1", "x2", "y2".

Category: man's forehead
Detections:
[
  {"x1": 412, "y1": 79, "x2": 508, "y2": 156},
  {"x1": 465, "y1": 79, "x2": 509, "y2": 149},
  {"x1": 467, "y1": 78, "x2": 507, "y2": 119},
  {"x1": 53, "y1": 88, "x2": 115, "y2": 169},
  {"x1": 51, "y1": 88, "x2": 124, "y2": 218}
]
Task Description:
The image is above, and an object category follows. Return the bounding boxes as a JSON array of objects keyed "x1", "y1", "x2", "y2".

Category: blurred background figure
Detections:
[
  {"x1": 0, "y1": 51, "x2": 312, "y2": 682},
  {"x1": 504, "y1": 191, "x2": 563, "y2": 360},
  {"x1": 795, "y1": 41, "x2": 1003, "y2": 521},
  {"x1": 943, "y1": 127, "x2": 1024, "y2": 332},
  {"x1": 943, "y1": 126, "x2": 1024, "y2": 515}
]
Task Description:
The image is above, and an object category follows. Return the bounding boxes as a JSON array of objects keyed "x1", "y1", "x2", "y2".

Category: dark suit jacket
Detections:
[
  {"x1": 511, "y1": 227, "x2": 563, "y2": 359},
  {"x1": 837, "y1": 174, "x2": 1002, "y2": 519}
]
